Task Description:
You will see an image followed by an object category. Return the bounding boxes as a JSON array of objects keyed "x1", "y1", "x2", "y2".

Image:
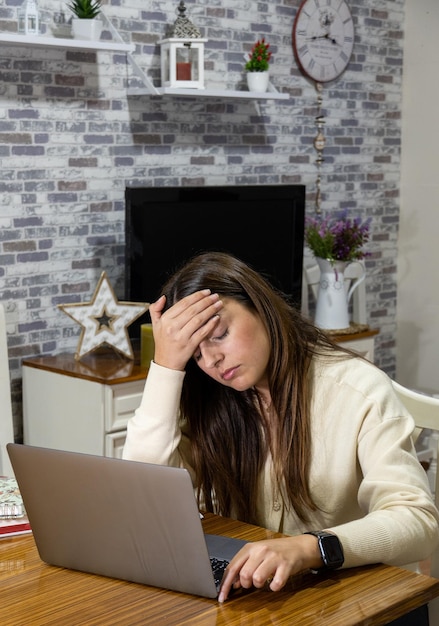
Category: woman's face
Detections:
[{"x1": 193, "y1": 298, "x2": 271, "y2": 391}]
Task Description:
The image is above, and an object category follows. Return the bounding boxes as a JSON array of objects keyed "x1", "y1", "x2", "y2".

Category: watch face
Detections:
[
  {"x1": 320, "y1": 534, "x2": 344, "y2": 568},
  {"x1": 292, "y1": 0, "x2": 355, "y2": 83}
]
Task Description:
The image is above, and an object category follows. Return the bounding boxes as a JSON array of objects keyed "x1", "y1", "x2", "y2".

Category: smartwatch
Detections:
[{"x1": 304, "y1": 530, "x2": 344, "y2": 571}]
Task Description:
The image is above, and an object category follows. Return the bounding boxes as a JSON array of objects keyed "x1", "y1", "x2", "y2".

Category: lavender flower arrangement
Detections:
[{"x1": 305, "y1": 211, "x2": 371, "y2": 264}]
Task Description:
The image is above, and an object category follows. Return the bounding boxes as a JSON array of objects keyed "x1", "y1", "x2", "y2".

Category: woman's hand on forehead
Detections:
[{"x1": 149, "y1": 290, "x2": 223, "y2": 371}]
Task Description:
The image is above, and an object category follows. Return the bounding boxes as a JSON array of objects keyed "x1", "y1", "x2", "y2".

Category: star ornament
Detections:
[{"x1": 58, "y1": 271, "x2": 149, "y2": 361}]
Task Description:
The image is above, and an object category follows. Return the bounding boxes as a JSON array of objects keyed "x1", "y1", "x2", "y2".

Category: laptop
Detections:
[{"x1": 7, "y1": 443, "x2": 247, "y2": 598}]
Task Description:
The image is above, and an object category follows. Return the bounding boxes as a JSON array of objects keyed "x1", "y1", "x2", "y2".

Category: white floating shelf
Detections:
[
  {"x1": 127, "y1": 85, "x2": 290, "y2": 100},
  {"x1": 0, "y1": 31, "x2": 289, "y2": 102},
  {"x1": 0, "y1": 32, "x2": 135, "y2": 53}
]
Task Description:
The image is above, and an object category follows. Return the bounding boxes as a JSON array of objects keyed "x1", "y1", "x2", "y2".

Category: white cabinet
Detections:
[
  {"x1": 22, "y1": 352, "x2": 147, "y2": 458},
  {"x1": 333, "y1": 328, "x2": 378, "y2": 362}
]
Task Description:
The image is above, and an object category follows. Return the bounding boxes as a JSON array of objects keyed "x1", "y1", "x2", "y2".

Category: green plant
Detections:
[
  {"x1": 245, "y1": 38, "x2": 272, "y2": 72},
  {"x1": 68, "y1": 0, "x2": 101, "y2": 19}
]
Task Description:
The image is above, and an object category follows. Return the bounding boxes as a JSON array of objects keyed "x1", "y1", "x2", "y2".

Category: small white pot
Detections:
[
  {"x1": 71, "y1": 18, "x2": 103, "y2": 41},
  {"x1": 246, "y1": 71, "x2": 269, "y2": 93}
]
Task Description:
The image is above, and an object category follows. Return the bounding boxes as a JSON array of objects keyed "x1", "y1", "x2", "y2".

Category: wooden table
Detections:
[{"x1": 1, "y1": 513, "x2": 439, "y2": 626}]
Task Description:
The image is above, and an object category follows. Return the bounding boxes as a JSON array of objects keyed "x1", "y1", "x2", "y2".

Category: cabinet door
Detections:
[{"x1": 22, "y1": 367, "x2": 105, "y2": 455}]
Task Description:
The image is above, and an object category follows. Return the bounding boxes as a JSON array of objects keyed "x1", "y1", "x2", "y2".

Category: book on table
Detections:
[{"x1": 0, "y1": 475, "x2": 32, "y2": 538}]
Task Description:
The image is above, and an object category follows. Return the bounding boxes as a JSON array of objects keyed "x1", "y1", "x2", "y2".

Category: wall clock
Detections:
[
  {"x1": 292, "y1": 0, "x2": 355, "y2": 212},
  {"x1": 292, "y1": 0, "x2": 355, "y2": 84}
]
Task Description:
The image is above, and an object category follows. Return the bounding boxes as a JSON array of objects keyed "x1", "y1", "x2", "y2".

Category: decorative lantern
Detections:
[
  {"x1": 158, "y1": 1, "x2": 207, "y2": 90},
  {"x1": 18, "y1": 0, "x2": 39, "y2": 35}
]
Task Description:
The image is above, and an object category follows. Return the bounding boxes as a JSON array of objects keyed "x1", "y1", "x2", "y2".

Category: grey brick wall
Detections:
[{"x1": 0, "y1": 0, "x2": 404, "y2": 439}]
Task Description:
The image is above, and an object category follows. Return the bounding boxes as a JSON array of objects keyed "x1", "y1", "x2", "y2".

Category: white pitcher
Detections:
[{"x1": 314, "y1": 258, "x2": 366, "y2": 330}]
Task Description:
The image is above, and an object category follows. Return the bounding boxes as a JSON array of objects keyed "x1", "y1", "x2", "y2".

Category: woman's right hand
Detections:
[{"x1": 149, "y1": 290, "x2": 223, "y2": 371}]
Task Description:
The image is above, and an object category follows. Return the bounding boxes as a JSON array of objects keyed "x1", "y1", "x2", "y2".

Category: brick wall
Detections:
[{"x1": 0, "y1": 0, "x2": 405, "y2": 439}]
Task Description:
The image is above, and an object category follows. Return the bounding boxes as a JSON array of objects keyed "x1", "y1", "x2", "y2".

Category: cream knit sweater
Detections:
[{"x1": 123, "y1": 355, "x2": 439, "y2": 569}]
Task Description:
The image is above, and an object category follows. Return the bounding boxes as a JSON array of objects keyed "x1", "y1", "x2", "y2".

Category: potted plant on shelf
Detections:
[
  {"x1": 245, "y1": 38, "x2": 272, "y2": 93},
  {"x1": 67, "y1": 0, "x2": 102, "y2": 41}
]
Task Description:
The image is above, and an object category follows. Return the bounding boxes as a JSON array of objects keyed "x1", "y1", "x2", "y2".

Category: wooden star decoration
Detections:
[{"x1": 58, "y1": 271, "x2": 149, "y2": 361}]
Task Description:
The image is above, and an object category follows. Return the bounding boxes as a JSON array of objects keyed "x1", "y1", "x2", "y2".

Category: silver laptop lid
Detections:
[{"x1": 7, "y1": 443, "x2": 243, "y2": 598}]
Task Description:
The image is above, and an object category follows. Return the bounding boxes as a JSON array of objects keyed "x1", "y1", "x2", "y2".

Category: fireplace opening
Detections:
[{"x1": 125, "y1": 184, "x2": 305, "y2": 339}]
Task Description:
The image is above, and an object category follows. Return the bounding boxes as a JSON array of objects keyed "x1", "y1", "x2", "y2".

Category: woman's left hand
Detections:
[{"x1": 218, "y1": 535, "x2": 323, "y2": 602}]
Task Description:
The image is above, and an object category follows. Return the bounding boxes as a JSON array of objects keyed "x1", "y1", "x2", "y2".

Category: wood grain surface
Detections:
[{"x1": 0, "y1": 512, "x2": 438, "y2": 626}]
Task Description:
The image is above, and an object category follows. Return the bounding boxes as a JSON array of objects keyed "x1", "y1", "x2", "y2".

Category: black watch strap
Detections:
[{"x1": 304, "y1": 530, "x2": 344, "y2": 572}]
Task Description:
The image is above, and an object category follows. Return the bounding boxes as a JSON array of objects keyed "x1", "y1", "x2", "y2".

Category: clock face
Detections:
[{"x1": 292, "y1": 0, "x2": 355, "y2": 83}]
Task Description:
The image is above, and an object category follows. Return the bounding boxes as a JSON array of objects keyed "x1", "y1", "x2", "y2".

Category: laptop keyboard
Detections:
[{"x1": 210, "y1": 557, "x2": 229, "y2": 589}]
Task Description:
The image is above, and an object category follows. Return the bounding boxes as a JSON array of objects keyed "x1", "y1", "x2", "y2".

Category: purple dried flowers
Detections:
[{"x1": 305, "y1": 211, "x2": 371, "y2": 263}]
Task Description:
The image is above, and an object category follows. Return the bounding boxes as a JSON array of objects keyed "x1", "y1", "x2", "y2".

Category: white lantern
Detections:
[
  {"x1": 18, "y1": 0, "x2": 39, "y2": 36},
  {"x1": 158, "y1": 37, "x2": 207, "y2": 90},
  {"x1": 159, "y1": 1, "x2": 207, "y2": 90}
]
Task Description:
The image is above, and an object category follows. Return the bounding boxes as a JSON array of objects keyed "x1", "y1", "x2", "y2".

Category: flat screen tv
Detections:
[{"x1": 125, "y1": 184, "x2": 305, "y2": 339}]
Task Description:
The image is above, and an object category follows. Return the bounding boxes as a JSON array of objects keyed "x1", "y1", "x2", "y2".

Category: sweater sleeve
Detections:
[
  {"x1": 122, "y1": 361, "x2": 192, "y2": 470},
  {"x1": 309, "y1": 359, "x2": 439, "y2": 569},
  {"x1": 330, "y1": 409, "x2": 439, "y2": 568}
]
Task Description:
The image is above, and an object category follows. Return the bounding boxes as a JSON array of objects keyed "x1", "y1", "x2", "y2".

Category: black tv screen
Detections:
[{"x1": 125, "y1": 185, "x2": 305, "y2": 339}]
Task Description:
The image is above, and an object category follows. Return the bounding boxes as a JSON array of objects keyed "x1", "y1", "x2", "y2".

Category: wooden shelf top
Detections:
[
  {"x1": 22, "y1": 347, "x2": 147, "y2": 385},
  {"x1": 331, "y1": 326, "x2": 379, "y2": 343},
  {"x1": 22, "y1": 325, "x2": 379, "y2": 385}
]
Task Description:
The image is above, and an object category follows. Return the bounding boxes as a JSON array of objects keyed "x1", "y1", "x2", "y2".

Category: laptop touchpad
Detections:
[{"x1": 205, "y1": 534, "x2": 247, "y2": 561}]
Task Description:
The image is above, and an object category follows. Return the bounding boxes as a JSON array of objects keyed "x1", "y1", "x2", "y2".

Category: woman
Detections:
[{"x1": 123, "y1": 251, "x2": 438, "y2": 618}]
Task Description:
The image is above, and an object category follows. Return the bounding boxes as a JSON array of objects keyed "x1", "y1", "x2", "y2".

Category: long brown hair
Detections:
[{"x1": 161, "y1": 251, "x2": 349, "y2": 524}]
